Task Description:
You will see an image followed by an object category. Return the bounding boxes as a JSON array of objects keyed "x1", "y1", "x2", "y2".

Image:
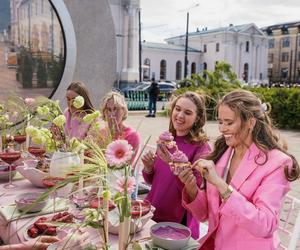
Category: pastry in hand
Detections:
[
  {"x1": 170, "y1": 150, "x2": 191, "y2": 175},
  {"x1": 157, "y1": 131, "x2": 176, "y2": 149}
]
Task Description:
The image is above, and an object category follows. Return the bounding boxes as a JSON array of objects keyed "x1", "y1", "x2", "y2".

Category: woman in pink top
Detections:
[
  {"x1": 179, "y1": 90, "x2": 300, "y2": 250},
  {"x1": 142, "y1": 91, "x2": 211, "y2": 239},
  {"x1": 64, "y1": 81, "x2": 98, "y2": 140},
  {"x1": 100, "y1": 91, "x2": 140, "y2": 159}
]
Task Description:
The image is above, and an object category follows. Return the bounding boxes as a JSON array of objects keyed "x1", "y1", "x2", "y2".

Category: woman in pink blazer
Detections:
[{"x1": 179, "y1": 90, "x2": 299, "y2": 250}]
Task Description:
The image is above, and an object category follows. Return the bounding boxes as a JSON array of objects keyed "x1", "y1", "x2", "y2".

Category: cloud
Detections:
[{"x1": 141, "y1": 0, "x2": 300, "y2": 42}]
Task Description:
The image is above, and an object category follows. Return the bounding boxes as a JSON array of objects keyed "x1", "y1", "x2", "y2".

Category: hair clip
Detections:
[{"x1": 261, "y1": 103, "x2": 268, "y2": 113}]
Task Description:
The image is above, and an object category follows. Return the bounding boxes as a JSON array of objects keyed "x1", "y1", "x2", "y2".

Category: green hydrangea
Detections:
[{"x1": 73, "y1": 96, "x2": 84, "y2": 109}]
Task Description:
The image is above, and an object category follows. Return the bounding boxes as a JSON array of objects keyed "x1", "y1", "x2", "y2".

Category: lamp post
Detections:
[
  {"x1": 182, "y1": 3, "x2": 199, "y2": 81},
  {"x1": 184, "y1": 12, "x2": 189, "y2": 79}
]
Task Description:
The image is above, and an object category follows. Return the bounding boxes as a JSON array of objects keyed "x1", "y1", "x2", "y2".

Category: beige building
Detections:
[
  {"x1": 10, "y1": 0, "x2": 64, "y2": 57},
  {"x1": 262, "y1": 21, "x2": 300, "y2": 83}
]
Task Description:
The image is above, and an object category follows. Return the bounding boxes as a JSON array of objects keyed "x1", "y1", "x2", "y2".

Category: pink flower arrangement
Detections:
[
  {"x1": 105, "y1": 140, "x2": 133, "y2": 168},
  {"x1": 116, "y1": 176, "x2": 136, "y2": 194},
  {"x1": 24, "y1": 98, "x2": 35, "y2": 106}
]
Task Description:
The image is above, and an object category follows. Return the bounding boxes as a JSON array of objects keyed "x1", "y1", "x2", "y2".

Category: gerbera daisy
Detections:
[{"x1": 105, "y1": 139, "x2": 133, "y2": 168}]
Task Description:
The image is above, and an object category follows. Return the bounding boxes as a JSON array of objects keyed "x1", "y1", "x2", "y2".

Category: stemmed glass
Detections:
[
  {"x1": 14, "y1": 135, "x2": 26, "y2": 155},
  {"x1": 43, "y1": 177, "x2": 65, "y2": 213},
  {"x1": 0, "y1": 151, "x2": 21, "y2": 189},
  {"x1": 28, "y1": 146, "x2": 46, "y2": 165}
]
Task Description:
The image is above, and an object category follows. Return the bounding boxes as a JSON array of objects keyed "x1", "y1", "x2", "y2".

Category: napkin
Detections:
[{"x1": 0, "y1": 198, "x2": 69, "y2": 222}]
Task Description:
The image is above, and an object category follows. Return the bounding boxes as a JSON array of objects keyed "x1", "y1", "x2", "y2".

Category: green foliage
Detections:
[
  {"x1": 18, "y1": 48, "x2": 33, "y2": 88},
  {"x1": 36, "y1": 56, "x2": 47, "y2": 87},
  {"x1": 49, "y1": 54, "x2": 65, "y2": 88},
  {"x1": 175, "y1": 61, "x2": 300, "y2": 129}
]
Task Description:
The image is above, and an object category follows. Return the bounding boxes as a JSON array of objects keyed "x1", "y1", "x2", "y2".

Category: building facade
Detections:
[
  {"x1": 10, "y1": 0, "x2": 64, "y2": 56},
  {"x1": 166, "y1": 24, "x2": 269, "y2": 85},
  {"x1": 262, "y1": 21, "x2": 300, "y2": 83}
]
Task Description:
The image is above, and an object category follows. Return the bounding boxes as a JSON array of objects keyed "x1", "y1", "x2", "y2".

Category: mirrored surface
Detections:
[{"x1": 0, "y1": 0, "x2": 65, "y2": 100}]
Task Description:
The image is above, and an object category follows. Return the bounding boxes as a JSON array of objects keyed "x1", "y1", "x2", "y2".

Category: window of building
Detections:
[
  {"x1": 281, "y1": 25, "x2": 289, "y2": 35},
  {"x1": 215, "y1": 61, "x2": 218, "y2": 70},
  {"x1": 175, "y1": 61, "x2": 182, "y2": 80},
  {"x1": 191, "y1": 62, "x2": 196, "y2": 75},
  {"x1": 297, "y1": 68, "x2": 300, "y2": 81},
  {"x1": 259, "y1": 73, "x2": 263, "y2": 80},
  {"x1": 216, "y1": 43, "x2": 219, "y2": 52},
  {"x1": 268, "y1": 54, "x2": 274, "y2": 63},
  {"x1": 281, "y1": 68, "x2": 288, "y2": 79},
  {"x1": 243, "y1": 63, "x2": 249, "y2": 82},
  {"x1": 160, "y1": 60, "x2": 167, "y2": 80},
  {"x1": 143, "y1": 58, "x2": 150, "y2": 80},
  {"x1": 268, "y1": 39, "x2": 275, "y2": 49},
  {"x1": 203, "y1": 62, "x2": 207, "y2": 78},
  {"x1": 268, "y1": 68, "x2": 272, "y2": 78},
  {"x1": 282, "y1": 37, "x2": 290, "y2": 48},
  {"x1": 246, "y1": 41, "x2": 250, "y2": 52},
  {"x1": 281, "y1": 52, "x2": 289, "y2": 62},
  {"x1": 298, "y1": 51, "x2": 300, "y2": 61},
  {"x1": 203, "y1": 44, "x2": 207, "y2": 53}
]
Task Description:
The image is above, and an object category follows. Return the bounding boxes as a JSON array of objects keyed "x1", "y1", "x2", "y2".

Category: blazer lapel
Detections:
[{"x1": 230, "y1": 143, "x2": 260, "y2": 190}]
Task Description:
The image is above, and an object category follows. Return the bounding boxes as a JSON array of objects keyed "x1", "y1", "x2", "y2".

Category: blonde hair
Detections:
[{"x1": 100, "y1": 91, "x2": 128, "y2": 121}]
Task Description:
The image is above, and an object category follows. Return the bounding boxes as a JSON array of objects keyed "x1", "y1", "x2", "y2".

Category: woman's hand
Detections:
[
  {"x1": 142, "y1": 150, "x2": 156, "y2": 173},
  {"x1": 156, "y1": 144, "x2": 172, "y2": 164},
  {"x1": 23, "y1": 235, "x2": 59, "y2": 250},
  {"x1": 192, "y1": 159, "x2": 223, "y2": 187},
  {"x1": 178, "y1": 168, "x2": 198, "y2": 202}
]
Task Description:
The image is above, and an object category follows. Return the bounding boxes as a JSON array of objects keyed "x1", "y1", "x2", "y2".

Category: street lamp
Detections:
[{"x1": 182, "y1": 3, "x2": 199, "y2": 81}]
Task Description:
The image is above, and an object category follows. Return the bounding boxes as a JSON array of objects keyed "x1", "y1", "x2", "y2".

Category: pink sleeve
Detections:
[
  {"x1": 182, "y1": 187, "x2": 208, "y2": 222},
  {"x1": 142, "y1": 168, "x2": 154, "y2": 184},
  {"x1": 220, "y1": 158, "x2": 292, "y2": 237}
]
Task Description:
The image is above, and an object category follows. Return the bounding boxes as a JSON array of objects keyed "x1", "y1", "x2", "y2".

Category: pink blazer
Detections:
[{"x1": 182, "y1": 143, "x2": 292, "y2": 250}]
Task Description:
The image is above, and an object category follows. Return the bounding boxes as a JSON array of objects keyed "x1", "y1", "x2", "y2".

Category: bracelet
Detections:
[
  {"x1": 220, "y1": 185, "x2": 233, "y2": 201},
  {"x1": 143, "y1": 167, "x2": 154, "y2": 174}
]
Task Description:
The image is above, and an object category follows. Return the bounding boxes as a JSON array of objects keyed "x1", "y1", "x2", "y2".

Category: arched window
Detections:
[
  {"x1": 143, "y1": 58, "x2": 150, "y2": 80},
  {"x1": 176, "y1": 61, "x2": 182, "y2": 80},
  {"x1": 191, "y1": 62, "x2": 196, "y2": 75},
  {"x1": 203, "y1": 62, "x2": 207, "y2": 79},
  {"x1": 243, "y1": 63, "x2": 249, "y2": 82},
  {"x1": 160, "y1": 59, "x2": 167, "y2": 80}
]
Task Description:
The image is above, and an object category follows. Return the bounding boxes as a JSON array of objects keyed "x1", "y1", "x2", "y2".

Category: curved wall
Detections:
[{"x1": 52, "y1": 0, "x2": 116, "y2": 109}]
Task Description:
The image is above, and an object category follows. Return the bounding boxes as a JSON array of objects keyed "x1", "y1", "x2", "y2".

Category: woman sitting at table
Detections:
[
  {"x1": 142, "y1": 91, "x2": 211, "y2": 239},
  {"x1": 99, "y1": 91, "x2": 140, "y2": 160},
  {"x1": 64, "y1": 81, "x2": 99, "y2": 140},
  {"x1": 179, "y1": 90, "x2": 300, "y2": 249}
]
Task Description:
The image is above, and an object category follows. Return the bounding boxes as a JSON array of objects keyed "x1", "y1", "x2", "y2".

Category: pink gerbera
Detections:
[
  {"x1": 116, "y1": 176, "x2": 136, "y2": 194},
  {"x1": 105, "y1": 140, "x2": 133, "y2": 168}
]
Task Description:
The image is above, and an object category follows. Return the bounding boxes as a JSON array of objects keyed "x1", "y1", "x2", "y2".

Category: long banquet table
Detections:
[{"x1": 0, "y1": 177, "x2": 154, "y2": 248}]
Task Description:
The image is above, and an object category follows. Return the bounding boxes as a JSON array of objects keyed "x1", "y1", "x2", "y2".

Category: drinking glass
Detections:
[{"x1": 0, "y1": 151, "x2": 21, "y2": 189}]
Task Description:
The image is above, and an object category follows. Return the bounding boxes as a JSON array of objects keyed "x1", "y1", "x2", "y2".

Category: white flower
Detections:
[
  {"x1": 73, "y1": 96, "x2": 84, "y2": 109},
  {"x1": 53, "y1": 115, "x2": 66, "y2": 127}
]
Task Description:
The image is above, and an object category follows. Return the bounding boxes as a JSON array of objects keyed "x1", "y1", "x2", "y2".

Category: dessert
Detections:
[
  {"x1": 170, "y1": 150, "x2": 190, "y2": 175},
  {"x1": 157, "y1": 131, "x2": 176, "y2": 149}
]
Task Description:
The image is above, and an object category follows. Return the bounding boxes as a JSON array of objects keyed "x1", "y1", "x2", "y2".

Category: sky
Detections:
[{"x1": 140, "y1": 0, "x2": 300, "y2": 43}]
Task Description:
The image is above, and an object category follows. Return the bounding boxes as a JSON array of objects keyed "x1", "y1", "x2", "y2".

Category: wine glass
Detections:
[
  {"x1": 43, "y1": 176, "x2": 65, "y2": 213},
  {"x1": 28, "y1": 146, "x2": 46, "y2": 167},
  {"x1": 0, "y1": 151, "x2": 21, "y2": 189},
  {"x1": 14, "y1": 135, "x2": 26, "y2": 155}
]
